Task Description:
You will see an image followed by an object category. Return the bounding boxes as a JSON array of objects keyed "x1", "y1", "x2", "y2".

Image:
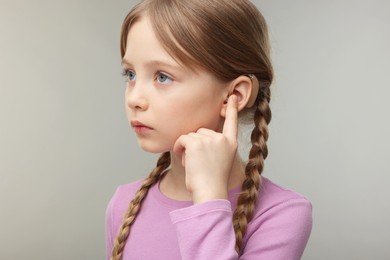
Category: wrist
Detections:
[{"x1": 192, "y1": 189, "x2": 228, "y2": 204}]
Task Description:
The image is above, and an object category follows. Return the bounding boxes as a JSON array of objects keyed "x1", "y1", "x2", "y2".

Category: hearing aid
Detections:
[{"x1": 246, "y1": 74, "x2": 259, "y2": 107}]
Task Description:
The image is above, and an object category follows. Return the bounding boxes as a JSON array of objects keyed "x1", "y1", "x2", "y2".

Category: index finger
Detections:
[{"x1": 222, "y1": 94, "x2": 238, "y2": 140}]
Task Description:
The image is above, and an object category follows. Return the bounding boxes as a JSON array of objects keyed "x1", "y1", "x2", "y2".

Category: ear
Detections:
[{"x1": 220, "y1": 75, "x2": 257, "y2": 117}]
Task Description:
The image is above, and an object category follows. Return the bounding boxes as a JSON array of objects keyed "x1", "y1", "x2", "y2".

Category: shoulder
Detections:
[
  {"x1": 241, "y1": 177, "x2": 312, "y2": 258},
  {"x1": 105, "y1": 178, "x2": 146, "y2": 259},
  {"x1": 105, "y1": 178, "x2": 146, "y2": 234},
  {"x1": 108, "y1": 178, "x2": 145, "y2": 211},
  {"x1": 106, "y1": 178, "x2": 149, "y2": 224},
  {"x1": 257, "y1": 177, "x2": 312, "y2": 211},
  {"x1": 252, "y1": 176, "x2": 312, "y2": 225},
  {"x1": 116, "y1": 178, "x2": 145, "y2": 197},
  {"x1": 252, "y1": 176, "x2": 313, "y2": 234}
]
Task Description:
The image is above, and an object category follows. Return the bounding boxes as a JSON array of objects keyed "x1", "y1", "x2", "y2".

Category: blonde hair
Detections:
[{"x1": 112, "y1": 0, "x2": 273, "y2": 259}]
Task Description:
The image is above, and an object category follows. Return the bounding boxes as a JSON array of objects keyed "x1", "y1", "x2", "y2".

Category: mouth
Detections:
[{"x1": 131, "y1": 120, "x2": 153, "y2": 134}]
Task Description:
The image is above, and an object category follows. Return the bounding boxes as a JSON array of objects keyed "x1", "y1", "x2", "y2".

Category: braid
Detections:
[
  {"x1": 232, "y1": 86, "x2": 272, "y2": 253},
  {"x1": 111, "y1": 152, "x2": 171, "y2": 260}
]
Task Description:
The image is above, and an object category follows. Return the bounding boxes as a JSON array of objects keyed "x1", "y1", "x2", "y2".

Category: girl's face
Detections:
[{"x1": 122, "y1": 16, "x2": 229, "y2": 153}]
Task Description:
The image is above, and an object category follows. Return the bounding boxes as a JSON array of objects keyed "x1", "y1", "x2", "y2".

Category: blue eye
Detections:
[
  {"x1": 156, "y1": 72, "x2": 173, "y2": 84},
  {"x1": 127, "y1": 71, "x2": 136, "y2": 81},
  {"x1": 122, "y1": 70, "x2": 136, "y2": 81}
]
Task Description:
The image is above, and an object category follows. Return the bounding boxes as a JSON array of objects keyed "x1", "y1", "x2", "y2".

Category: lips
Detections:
[
  {"x1": 131, "y1": 120, "x2": 150, "y2": 128},
  {"x1": 131, "y1": 120, "x2": 153, "y2": 134}
]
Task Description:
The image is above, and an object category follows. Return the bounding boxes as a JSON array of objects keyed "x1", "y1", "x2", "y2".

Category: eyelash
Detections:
[
  {"x1": 155, "y1": 72, "x2": 173, "y2": 84},
  {"x1": 121, "y1": 70, "x2": 173, "y2": 85},
  {"x1": 121, "y1": 69, "x2": 135, "y2": 81}
]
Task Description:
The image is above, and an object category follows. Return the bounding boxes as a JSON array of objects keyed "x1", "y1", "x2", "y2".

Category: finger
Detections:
[
  {"x1": 173, "y1": 134, "x2": 195, "y2": 155},
  {"x1": 173, "y1": 135, "x2": 193, "y2": 167},
  {"x1": 222, "y1": 94, "x2": 238, "y2": 140},
  {"x1": 196, "y1": 128, "x2": 217, "y2": 136},
  {"x1": 173, "y1": 135, "x2": 187, "y2": 155}
]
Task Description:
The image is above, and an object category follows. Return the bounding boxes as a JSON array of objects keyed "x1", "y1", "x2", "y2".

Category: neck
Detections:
[{"x1": 159, "y1": 151, "x2": 246, "y2": 201}]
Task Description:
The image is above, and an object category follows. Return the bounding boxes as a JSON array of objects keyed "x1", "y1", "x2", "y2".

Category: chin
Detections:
[{"x1": 138, "y1": 141, "x2": 171, "y2": 154}]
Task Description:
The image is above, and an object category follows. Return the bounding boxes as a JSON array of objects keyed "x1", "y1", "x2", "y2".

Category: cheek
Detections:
[
  {"x1": 169, "y1": 100, "x2": 222, "y2": 132},
  {"x1": 124, "y1": 104, "x2": 131, "y2": 120}
]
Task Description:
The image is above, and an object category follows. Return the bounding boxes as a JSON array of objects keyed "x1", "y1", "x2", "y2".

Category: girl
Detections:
[{"x1": 106, "y1": 0, "x2": 312, "y2": 259}]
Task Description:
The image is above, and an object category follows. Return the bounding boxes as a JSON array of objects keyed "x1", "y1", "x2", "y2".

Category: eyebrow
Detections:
[{"x1": 121, "y1": 58, "x2": 183, "y2": 71}]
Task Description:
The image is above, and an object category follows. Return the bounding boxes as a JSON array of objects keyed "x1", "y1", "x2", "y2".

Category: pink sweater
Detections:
[{"x1": 105, "y1": 177, "x2": 312, "y2": 259}]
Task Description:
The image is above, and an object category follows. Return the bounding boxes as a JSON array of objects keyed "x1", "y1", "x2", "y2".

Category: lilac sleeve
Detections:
[
  {"x1": 170, "y1": 200, "x2": 238, "y2": 260},
  {"x1": 170, "y1": 198, "x2": 312, "y2": 260},
  {"x1": 105, "y1": 189, "x2": 117, "y2": 260},
  {"x1": 240, "y1": 198, "x2": 312, "y2": 259}
]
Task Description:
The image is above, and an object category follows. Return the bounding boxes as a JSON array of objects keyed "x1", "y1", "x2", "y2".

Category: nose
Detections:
[{"x1": 125, "y1": 81, "x2": 149, "y2": 111}]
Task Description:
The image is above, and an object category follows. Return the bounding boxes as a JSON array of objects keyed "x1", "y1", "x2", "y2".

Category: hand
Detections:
[{"x1": 173, "y1": 95, "x2": 239, "y2": 204}]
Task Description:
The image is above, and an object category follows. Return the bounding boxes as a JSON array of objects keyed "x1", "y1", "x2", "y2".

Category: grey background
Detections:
[{"x1": 1, "y1": 0, "x2": 389, "y2": 259}]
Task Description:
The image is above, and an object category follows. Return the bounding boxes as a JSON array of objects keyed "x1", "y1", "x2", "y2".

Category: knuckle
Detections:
[
  {"x1": 191, "y1": 139, "x2": 203, "y2": 149},
  {"x1": 216, "y1": 135, "x2": 225, "y2": 142}
]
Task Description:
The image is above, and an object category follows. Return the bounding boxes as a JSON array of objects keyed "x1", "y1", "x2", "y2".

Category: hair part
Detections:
[{"x1": 113, "y1": 0, "x2": 273, "y2": 258}]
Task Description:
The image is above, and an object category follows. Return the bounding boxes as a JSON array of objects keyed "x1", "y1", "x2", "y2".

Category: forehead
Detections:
[
  {"x1": 124, "y1": 16, "x2": 206, "y2": 75},
  {"x1": 123, "y1": 17, "x2": 177, "y2": 65}
]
